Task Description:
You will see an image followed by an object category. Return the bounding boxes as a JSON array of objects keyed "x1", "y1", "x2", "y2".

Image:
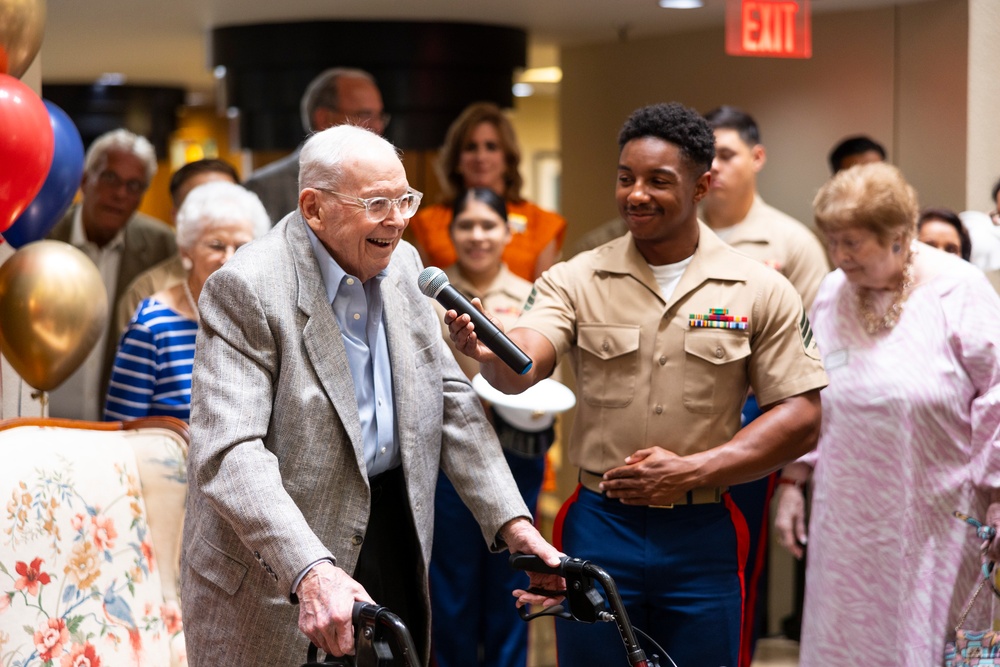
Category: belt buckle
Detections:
[{"x1": 649, "y1": 503, "x2": 674, "y2": 509}]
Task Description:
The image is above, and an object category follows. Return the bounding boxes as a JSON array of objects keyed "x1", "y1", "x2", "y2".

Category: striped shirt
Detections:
[{"x1": 104, "y1": 297, "x2": 198, "y2": 422}]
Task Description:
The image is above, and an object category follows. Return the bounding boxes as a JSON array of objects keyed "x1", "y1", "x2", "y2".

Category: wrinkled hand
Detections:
[
  {"x1": 297, "y1": 561, "x2": 375, "y2": 657},
  {"x1": 984, "y1": 502, "x2": 1000, "y2": 562},
  {"x1": 774, "y1": 485, "x2": 808, "y2": 560},
  {"x1": 501, "y1": 518, "x2": 566, "y2": 609},
  {"x1": 444, "y1": 298, "x2": 502, "y2": 362},
  {"x1": 601, "y1": 447, "x2": 698, "y2": 506}
]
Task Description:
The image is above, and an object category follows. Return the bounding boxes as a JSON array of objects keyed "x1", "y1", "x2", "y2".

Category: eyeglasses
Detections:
[
  {"x1": 96, "y1": 170, "x2": 147, "y2": 195},
  {"x1": 316, "y1": 188, "x2": 422, "y2": 223},
  {"x1": 200, "y1": 240, "x2": 247, "y2": 255}
]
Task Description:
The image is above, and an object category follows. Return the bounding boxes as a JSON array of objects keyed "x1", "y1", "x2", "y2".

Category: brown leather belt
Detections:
[{"x1": 579, "y1": 470, "x2": 727, "y2": 507}]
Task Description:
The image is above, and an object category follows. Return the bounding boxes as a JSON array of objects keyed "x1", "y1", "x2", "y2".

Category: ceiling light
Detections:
[
  {"x1": 96, "y1": 72, "x2": 126, "y2": 86},
  {"x1": 517, "y1": 66, "x2": 562, "y2": 84},
  {"x1": 658, "y1": 0, "x2": 703, "y2": 8},
  {"x1": 512, "y1": 83, "x2": 535, "y2": 98}
]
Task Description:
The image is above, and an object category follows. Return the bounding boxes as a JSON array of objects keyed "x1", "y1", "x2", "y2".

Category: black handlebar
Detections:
[
  {"x1": 510, "y1": 553, "x2": 653, "y2": 667},
  {"x1": 303, "y1": 602, "x2": 420, "y2": 667}
]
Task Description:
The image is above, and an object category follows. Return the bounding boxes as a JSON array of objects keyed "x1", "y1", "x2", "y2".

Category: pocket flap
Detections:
[
  {"x1": 190, "y1": 533, "x2": 249, "y2": 596},
  {"x1": 578, "y1": 324, "x2": 640, "y2": 361},
  {"x1": 684, "y1": 331, "x2": 751, "y2": 365}
]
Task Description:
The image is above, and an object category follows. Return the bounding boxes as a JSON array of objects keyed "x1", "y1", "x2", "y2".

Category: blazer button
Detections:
[{"x1": 352, "y1": 535, "x2": 364, "y2": 546}]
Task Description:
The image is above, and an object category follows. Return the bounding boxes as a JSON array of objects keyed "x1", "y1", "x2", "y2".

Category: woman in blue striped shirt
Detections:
[{"x1": 104, "y1": 181, "x2": 270, "y2": 422}]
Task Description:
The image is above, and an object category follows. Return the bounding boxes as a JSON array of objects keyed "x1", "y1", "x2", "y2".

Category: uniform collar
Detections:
[
  {"x1": 445, "y1": 264, "x2": 523, "y2": 301},
  {"x1": 591, "y1": 221, "x2": 750, "y2": 308},
  {"x1": 713, "y1": 195, "x2": 771, "y2": 245}
]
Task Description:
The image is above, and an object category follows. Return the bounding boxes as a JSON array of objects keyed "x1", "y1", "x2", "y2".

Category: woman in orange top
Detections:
[{"x1": 408, "y1": 102, "x2": 567, "y2": 281}]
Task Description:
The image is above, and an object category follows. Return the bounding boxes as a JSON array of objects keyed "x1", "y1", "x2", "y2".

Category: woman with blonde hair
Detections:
[
  {"x1": 774, "y1": 162, "x2": 1000, "y2": 664},
  {"x1": 408, "y1": 102, "x2": 567, "y2": 281}
]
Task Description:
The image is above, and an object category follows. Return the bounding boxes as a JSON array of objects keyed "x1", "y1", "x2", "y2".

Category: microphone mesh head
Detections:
[{"x1": 417, "y1": 266, "x2": 449, "y2": 297}]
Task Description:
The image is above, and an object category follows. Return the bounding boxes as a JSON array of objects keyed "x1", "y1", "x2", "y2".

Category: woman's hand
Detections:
[
  {"x1": 984, "y1": 502, "x2": 1000, "y2": 562},
  {"x1": 774, "y1": 481, "x2": 808, "y2": 560}
]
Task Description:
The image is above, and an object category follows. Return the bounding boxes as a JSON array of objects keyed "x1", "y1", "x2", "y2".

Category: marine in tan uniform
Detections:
[
  {"x1": 702, "y1": 105, "x2": 829, "y2": 309},
  {"x1": 702, "y1": 105, "x2": 830, "y2": 663},
  {"x1": 447, "y1": 102, "x2": 827, "y2": 667}
]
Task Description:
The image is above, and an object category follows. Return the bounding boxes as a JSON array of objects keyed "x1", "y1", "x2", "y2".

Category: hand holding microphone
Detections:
[{"x1": 418, "y1": 267, "x2": 533, "y2": 375}]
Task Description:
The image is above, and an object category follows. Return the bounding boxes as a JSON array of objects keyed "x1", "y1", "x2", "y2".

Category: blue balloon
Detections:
[{"x1": 1, "y1": 101, "x2": 84, "y2": 249}]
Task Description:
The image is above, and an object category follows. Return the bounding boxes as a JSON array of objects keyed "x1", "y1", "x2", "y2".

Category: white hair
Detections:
[
  {"x1": 84, "y1": 128, "x2": 158, "y2": 182},
  {"x1": 300, "y1": 67, "x2": 378, "y2": 133},
  {"x1": 175, "y1": 181, "x2": 271, "y2": 251},
  {"x1": 298, "y1": 124, "x2": 400, "y2": 194}
]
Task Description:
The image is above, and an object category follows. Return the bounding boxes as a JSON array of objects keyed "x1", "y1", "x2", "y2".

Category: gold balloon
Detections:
[
  {"x1": 0, "y1": 240, "x2": 108, "y2": 391},
  {"x1": 0, "y1": 0, "x2": 45, "y2": 78}
]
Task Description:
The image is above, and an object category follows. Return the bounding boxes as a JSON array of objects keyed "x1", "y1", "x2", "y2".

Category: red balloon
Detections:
[{"x1": 0, "y1": 73, "x2": 54, "y2": 233}]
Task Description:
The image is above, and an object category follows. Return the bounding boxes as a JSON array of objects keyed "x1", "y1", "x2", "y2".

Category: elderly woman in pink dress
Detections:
[{"x1": 774, "y1": 162, "x2": 1000, "y2": 665}]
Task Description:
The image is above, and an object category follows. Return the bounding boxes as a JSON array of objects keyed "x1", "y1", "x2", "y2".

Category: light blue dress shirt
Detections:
[{"x1": 304, "y1": 220, "x2": 400, "y2": 477}]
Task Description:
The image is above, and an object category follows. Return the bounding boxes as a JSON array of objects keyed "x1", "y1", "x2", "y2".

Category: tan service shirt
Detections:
[
  {"x1": 718, "y1": 195, "x2": 830, "y2": 310},
  {"x1": 514, "y1": 223, "x2": 828, "y2": 474}
]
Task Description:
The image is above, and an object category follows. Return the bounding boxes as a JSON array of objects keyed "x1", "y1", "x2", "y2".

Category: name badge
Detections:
[{"x1": 824, "y1": 348, "x2": 849, "y2": 370}]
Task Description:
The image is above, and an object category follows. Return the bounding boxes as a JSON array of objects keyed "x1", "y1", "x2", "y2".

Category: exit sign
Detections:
[{"x1": 726, "y1": 0, "x2": 812, "y2": 59}]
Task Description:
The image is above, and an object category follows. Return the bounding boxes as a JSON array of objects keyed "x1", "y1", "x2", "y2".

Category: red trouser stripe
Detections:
[{"x1": 724, "y1": 492, "x2": 752, "y2": 667}]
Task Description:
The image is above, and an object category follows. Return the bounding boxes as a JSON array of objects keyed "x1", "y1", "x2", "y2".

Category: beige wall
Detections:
[
  {"x1": 967, "y1": 0, "x2": 1000, "y2": 211},
  {"x1": 510, "y1": 94, "x2": 561, "y2": 210},
  {"x1": 560, "y1": 0, "x2": 969, "y2": 250}
]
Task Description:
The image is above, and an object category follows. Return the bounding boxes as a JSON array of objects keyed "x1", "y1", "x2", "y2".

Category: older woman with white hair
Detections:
[{"x1": 104, "y1": 181, "x2": 270, "y2": 422}]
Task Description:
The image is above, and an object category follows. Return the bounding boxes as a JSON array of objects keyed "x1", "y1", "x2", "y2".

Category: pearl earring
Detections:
[{"x1": 181, "y1": 257, "x2": 193, "y2": 271}]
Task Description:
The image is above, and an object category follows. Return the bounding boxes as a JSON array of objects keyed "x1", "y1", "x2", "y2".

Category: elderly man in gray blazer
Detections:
[{"x1": 181, "y1": 125, "x2": 561, "y2": 667}]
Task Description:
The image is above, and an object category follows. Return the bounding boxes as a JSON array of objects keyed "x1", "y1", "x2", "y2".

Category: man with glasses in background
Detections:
[
  {"x1": 181, "y1": 124, "x2": 562, "y2": 667},
  {"x1": 47, "y1": 128, "x2": 176, "y2": 420},
  {"x1": 246, "y1": 67, "x2": 389, "y2": 224}
]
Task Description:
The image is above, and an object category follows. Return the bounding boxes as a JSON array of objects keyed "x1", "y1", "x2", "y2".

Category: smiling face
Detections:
[
  {"x1": 302, "y1": 150, "x2": 409, "y2": 282},
  {"x1": 616, "y1": 136, "x2": 709, "y2": 265},
  {"x1": 450, "y1": 196, "x2": 511, "y2": 281},
  {"x1": 183, "y1": 220, "x2": 256, "y2": 291},
  {"x1": 457, "y1": 122, "x2": 507, "y2": 193}
]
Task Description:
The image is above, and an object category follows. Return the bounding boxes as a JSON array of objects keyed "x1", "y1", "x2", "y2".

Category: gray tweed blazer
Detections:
[{"x1": 180, "y1": 212, "x2": 528, "y2": 666}]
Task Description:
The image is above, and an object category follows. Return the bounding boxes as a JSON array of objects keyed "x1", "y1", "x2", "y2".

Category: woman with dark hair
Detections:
[
  {"x1": 918, "y1": 207, "x2": 972, "y2": 261},
  {"x1": 408, "y1": 102, "x2": 567, "y2": 281},
  {"x1": 428, "y1": 187, "x2": 565, "y2": 667}
]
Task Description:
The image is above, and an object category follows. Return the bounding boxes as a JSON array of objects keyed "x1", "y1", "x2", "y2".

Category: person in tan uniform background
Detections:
[
  {"x1": 702, "y1": 106, "x2": 829, "y2": 308},
  {"x1": 700, "y1": 105, "x2": 831, "y2": 662},
  {"x1": 447, "y1": 102, "x2": 827, "y2": 667}
]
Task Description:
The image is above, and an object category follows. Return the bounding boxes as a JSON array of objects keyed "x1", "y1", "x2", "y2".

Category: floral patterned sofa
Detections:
[{"x1": 0, "y1": 417, "x2": 188, "y2": 667}]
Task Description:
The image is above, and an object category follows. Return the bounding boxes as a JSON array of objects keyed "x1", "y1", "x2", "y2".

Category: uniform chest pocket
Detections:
[
  {"x1": 578, "y1": 324, "x2": 640, "y2": 408},
  {"x1": 683, "y1": 330, "x2": 751, "y2": 414}
]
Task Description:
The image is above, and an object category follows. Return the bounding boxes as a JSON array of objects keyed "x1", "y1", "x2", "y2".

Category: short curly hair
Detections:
[
  {"x1": 813, "y1": 162, "x2": 918, "y2": 247},
  {"x1": 618, "y1": 103, "x2": 715, "y2": 175}
]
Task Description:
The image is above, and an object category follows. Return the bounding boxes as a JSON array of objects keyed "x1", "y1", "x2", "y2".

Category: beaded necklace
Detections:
[{"x1": 854, "y1": 248, "x2": 914, "y2": 335}]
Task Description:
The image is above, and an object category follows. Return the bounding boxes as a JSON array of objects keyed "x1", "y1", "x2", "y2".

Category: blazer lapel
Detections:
[
  {"x1": 287, "y1": 216, "x2": 367, "y2": 472},
  {"x1": 380, "y1": 269, "x2": 416, "y2": 466}
]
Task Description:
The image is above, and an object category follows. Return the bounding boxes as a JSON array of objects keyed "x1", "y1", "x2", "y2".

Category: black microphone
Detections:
[{"x1": 418, "y1": 267, "x2": 533, "y2": 375}]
